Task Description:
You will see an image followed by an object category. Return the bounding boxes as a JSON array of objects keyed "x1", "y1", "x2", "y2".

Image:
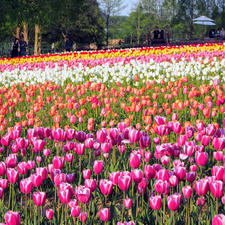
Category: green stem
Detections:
[{"x1": 122, "y1": 191, "x2": 125, "y2": 221}]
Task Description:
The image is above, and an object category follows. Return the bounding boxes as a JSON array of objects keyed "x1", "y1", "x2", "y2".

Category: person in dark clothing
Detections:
[
  {"x1": 153, "y1": 28, "x2": 160, "y2": 40},
  {"x1": 65, "y1": 36, "x2": 73, "y2": 52},
  {"x1": 19, "y1": 36, "x2": 27, "y2": 57},
  {"x1": 11, "y1": 38, "x2": 19, "y2": 58}
]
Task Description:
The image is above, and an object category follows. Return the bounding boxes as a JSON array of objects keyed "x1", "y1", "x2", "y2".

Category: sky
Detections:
[{"x1": 119, "y1": 0, "x2": 138, "y2": 16}]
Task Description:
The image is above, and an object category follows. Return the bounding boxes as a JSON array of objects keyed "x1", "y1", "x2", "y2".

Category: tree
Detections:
[{"x1": 98, "y1": 0, "x2": 124, "y2": 45}]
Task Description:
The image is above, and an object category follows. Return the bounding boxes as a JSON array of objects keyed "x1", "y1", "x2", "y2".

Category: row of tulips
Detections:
[
  {"x1": 0, "y1": 115, "x2": 225, "y2": 224},
  {"x1": 1, "y1": 43, "x2": 225, "y2": 86}
]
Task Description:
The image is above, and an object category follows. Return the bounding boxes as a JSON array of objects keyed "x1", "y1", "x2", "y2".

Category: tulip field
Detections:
[{"x1": 1, "y1": 43, "x2": 225, "y2": 225}]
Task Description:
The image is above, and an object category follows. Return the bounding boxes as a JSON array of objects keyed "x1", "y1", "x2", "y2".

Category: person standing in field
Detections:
[
  {"x1": 65, "y1": 36, "x2": 73, "y2": 52},
  {"x1": 19, "y1": 36, "x2": 27, "y2": 57},
  {"x1": 11, "y1": 38, "x2": 20, "y2": 58}
]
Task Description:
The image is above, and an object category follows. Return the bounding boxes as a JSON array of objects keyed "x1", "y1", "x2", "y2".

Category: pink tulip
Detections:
[
  {"x1": 5, "y1": 154, "x2": 17, "y2": 168},
  {"x1": 96, "y1": 129, "x2": 107, "y2": 143},
  {"x1": 212, "y1": 166, "x2": 224, "y2": 181},
  {"x1": 59, "y1": 188, "x2": 73, "y2": 204},
  {"x1": 75, "y1": 143, "x2": 85, "y2": 155},
  {"x1": 53, "y1": 156, "x2": 64, "y2": 170},
  {"x1": 68, "y1": 199, "x2": 78, "y2": 209},
  {"x1": 45, "y1": 209, "x2": 54, "y2": 220},
  {"x1": 6, "y1": 169, "x2": 19, "y2": 184},
  {"x1": 52, "y1": 128, "x2": 65, "y2": 142},
  {"x1": 118, "y1": 174, "x2": 131, "y2": 191},
  {"x1": 195, "y1": 151, "x2": 208, "y2": 167},
  {"x1": 79, "y1": 212, "x2": 88, "y2": 223},
  {"x1": 139, "y1": 135, "x2": 150, "y2": 148},
  {"x1": 101, "y1": 143, "x2": 111, "y2": 153},
  {"x1": 154, "y1": 180, "x2": 170, "y2": 195},
  {"x1": 131, "y1": 169, "x2": 143, "y2": 184},
  {"x1": 149, "y1": 195, "x2": 162, "y2": 210},
  {"x1": 212, "y1": 214, "x2": 225, "y2": 225},
  {"x1": 129, "y1": 152, "x2": 141, "y2": 169},
  {"x1": 144, "y1": 165, "x2": 155, "y2": 180},
  {"x1": 186, "y1": 172, "x2": 196, "y2": 183},
  {"x1": 43, "y1": 149, "x2": 51, "y2": 157},
  {"x1": 210, "y1": 180, "x2": 224, "y2": 198},
  {"x1": 167, "y1": 193, "x2": 182, "y2": 211},
  {"x1": 197, "y1": 197, "x2": 205, "y2": 206},
  {"x1": 76, "y1": 185, "x2": 91, "y2": 204},
  {"x1": 124, "y1": 198, "x2": 132, "y2": 208},
  {"x1": 83, "y1": 169, "x2": 91, "y2": 179},
  {"x1": 99, "y1": 179, "x2": 113, "y2": 195},
  {"x1": 93, "y1": 160, "x2": 103, "y2": 175},
  {"x1": 0, "y1": 187, "x2": 4, "y2": 199},
  {"x1": 182, "y1": 185, "x2": 192, "y2": 198},
  {"x1": 71, "y1": 206, "x2": 80, "y2": 217},
  {"x1": 4, "y1": 211, "x2": 20, "y2": 225},
  {"x1": 156, "y1": 169, "x2": 170, "y2": 182},
  {"x1": 0, "y1": 162, "x2": 6, "y2": 176},
  {"x1": 33, "y1": 192, "x2": 46, "y2": 206},
  {"x1": 194, "y1": 179, "x2": 209, "y2": 196},
  {"x1": 31, "y1": 174, "x2": 43, "y2": 187},
  {"x1": 169, "y1": 175, "x2": 178, "y2": 187},
  {"x1": 0, "y1": 178, "x2": 8, "y2": 189},
  {"x1": 213, "y1": 138, "x2": 225, "y2": 150},
  {"x1": 109, "y1": 171, "x2": 121, "y2": 185},
  {"x1": 20, "y1": 178, "x2": 33, "y2": 194},
  {"x1": 99, "y1": 208, "x2": 110, "y2": 222},
  {"x1": 213, "y1": 151, "x2": 224, "y2": 161},
  {"x1": 65, "y1": 153, "x2": 74, "y2": 162},
  {"x1": 85, "y1": 179, "x2": 97, "y2": 192}
]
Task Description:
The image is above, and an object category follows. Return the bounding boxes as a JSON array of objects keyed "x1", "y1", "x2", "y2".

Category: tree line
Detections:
[{"x1": 0, "y1": 0, "x2": 225, "y2": 54}]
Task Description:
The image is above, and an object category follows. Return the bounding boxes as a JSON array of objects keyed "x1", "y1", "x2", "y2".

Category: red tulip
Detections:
[
  {"x1": 59, "y1": 188, "x2": 73, "y2": 204},
  {"x1": 149, "y1": 195, "x2": 162, "y2": 210},
  {"x1": 33, "y1": 192, "x2": 46, "y2": 206},
  {"x1": 99, "y1": 208, "x2": 110, "y2": 222},
  {"x1": 4, "y1": 211, "x2": 20, "y2": 225},
  {"x1": 167, "y1": 193, "x2": 182, "y2": 211}
]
